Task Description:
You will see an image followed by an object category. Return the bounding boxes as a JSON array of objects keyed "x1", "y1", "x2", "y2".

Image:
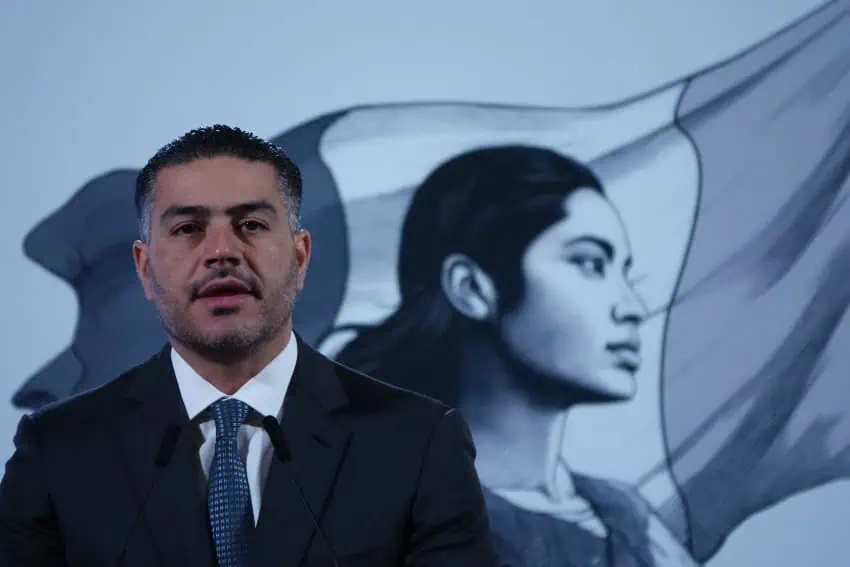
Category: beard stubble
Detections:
[{"x1": 150, "y1": 257, "x2": 300, "y2": 362}]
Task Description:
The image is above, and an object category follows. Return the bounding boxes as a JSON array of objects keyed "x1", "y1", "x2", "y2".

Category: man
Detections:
[{"x1": 0, "y1": 125, "x2": 499, "y2": 566}]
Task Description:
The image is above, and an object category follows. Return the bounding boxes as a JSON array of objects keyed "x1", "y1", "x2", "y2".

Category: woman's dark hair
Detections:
[{"x1": 336, "y1": 145, "x2": 604, "y2": 406}]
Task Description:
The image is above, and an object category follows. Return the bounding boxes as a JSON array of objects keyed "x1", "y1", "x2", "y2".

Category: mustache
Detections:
[{"x1": 190, "y1": 268, "x2": 261, "y2": 300}]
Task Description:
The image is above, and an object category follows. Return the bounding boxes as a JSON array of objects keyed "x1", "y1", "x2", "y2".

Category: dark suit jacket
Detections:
[{"x1": 0, "y1": 337, "x2": 499, "y2": 567}]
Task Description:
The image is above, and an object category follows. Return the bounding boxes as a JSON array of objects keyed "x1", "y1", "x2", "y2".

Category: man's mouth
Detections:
[
  {"x1": 196, "y1": 278, "x2": 254, "y2": 299},
  {"x1": 195, "y1": 278, "x2": 256, "y2": 312}
]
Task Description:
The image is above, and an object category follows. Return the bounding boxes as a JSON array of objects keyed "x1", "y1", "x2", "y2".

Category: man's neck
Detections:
[{"x1": 170, "y1": 326, "x2": 294, "y2": 395}]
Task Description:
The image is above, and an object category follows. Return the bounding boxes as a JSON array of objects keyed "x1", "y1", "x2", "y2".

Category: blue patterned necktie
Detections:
[{"x1": 208, "y1": 397, "x2": 255, "y2": 567}]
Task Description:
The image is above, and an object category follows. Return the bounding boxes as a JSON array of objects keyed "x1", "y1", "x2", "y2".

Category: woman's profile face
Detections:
[{"x1": 500, "y1": 188, "x2": 646, "y2": 400}]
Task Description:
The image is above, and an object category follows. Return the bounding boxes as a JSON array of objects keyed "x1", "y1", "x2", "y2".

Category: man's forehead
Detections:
[
  {"x1": 161, "y1": 199, "x2": 279, "y2": 215},
  {"x1": 152, "y1": 158, "x2": 281, "y2": 208}
]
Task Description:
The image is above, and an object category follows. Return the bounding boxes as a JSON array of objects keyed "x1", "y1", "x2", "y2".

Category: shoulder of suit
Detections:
[
  {"x1": 26, "y1": 350, "x2": 157, "y2": 433},
  {"x1": 327, "y1": 354, "x2": 452, "y2": 420}
]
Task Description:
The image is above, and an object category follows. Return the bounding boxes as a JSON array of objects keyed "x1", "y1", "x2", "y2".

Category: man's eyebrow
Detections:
[
  {"x1": 224, "y1": 200, "x2": 278, "y2": 218},
  {"x1": 160, "y1": 204, "x2": 210, "y2": 222},
  {"x1": 159, "y1": 200, "x2": 278, "y2": 223}
]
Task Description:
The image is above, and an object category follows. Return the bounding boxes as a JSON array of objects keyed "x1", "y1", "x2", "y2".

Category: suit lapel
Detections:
[
  {"x1": 253, "y1": 339, "x2": 352, "y2": 566},
  {"x1": 115, "y1": 346, "x2": 214, "y2": 566}
]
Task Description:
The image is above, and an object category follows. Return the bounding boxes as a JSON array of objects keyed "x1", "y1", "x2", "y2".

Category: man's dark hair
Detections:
[{"x1": 134, "y1": 124, "x2": 303, "y2": 240}]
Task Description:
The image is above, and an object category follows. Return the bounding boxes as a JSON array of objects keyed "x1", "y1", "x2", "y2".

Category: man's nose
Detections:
[{"x1": 202, "y1": 227, "x2": 242, "y2": 268}]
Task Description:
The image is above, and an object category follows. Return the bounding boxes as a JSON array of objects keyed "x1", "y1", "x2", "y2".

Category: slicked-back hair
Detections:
[{"x1": 135, "y1": 124, "x2": 302, "y2": 240}]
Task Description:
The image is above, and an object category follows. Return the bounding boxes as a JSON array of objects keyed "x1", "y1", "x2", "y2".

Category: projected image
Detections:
[{"x1": 16, "y1": 3, "x2": 850, "y2": 564}]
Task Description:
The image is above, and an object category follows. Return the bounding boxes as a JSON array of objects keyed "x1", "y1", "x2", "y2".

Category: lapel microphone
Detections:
[
  {"x1": 262, "y1": 415, "x2": 340, "y2": 567},
  {"x1": 115, "y1": 424, "x2": 184, "y2": 567}
]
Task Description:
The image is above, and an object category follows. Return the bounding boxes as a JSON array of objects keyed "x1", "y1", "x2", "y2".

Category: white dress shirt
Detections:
[{"x1": 171, "y1": 331, "x2": 298, "y2": 524}]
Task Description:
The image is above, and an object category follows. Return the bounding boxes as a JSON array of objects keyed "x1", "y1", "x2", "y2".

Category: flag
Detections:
[{"x1": 644, "y1": 0, "x2": 850, "y2": 560}]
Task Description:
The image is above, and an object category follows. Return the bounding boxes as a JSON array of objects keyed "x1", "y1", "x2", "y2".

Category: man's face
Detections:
[
  {"x1": 499, "y1": 188, "x2": 646, "y2": 401},
  {"x1": 133, "y1": 155, "x2": 310, "y2": 357}
]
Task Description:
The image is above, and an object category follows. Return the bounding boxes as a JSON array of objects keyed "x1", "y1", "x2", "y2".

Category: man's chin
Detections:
[
  {"x1": 195, "y1": 309, "x2": 260, "y2": 331},
  {"x1": 182, "y1": 327, "x2": 262, "y2": 354},
  {"x1": 188, "y1": 338, "x2": 257, "y2": 363},
  {"x1": 193, "y1": 300, "x2": 255, "y2": 318}
]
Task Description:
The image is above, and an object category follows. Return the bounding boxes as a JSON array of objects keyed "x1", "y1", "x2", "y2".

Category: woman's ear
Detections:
[{"x1": 440, "y1": 253, "x2": 498, "y2": 321}]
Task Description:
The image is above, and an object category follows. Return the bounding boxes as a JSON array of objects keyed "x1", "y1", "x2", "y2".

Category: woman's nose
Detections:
[{"x1": 612, "y1": 285, "x2": 647, "y2": 324}]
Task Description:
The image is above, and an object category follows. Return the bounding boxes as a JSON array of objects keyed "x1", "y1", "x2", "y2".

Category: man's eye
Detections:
[
  {"x1": 240, "y1": 220, "x2": 266, "y2": 233},
  {"x1": 173, "y1": 223, "x2": 200, "y2": 235}
]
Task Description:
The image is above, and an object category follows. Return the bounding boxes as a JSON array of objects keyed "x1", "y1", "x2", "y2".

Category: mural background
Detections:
[{"x1": 1, "y1": 0, "x2": 848, "y2": 565}]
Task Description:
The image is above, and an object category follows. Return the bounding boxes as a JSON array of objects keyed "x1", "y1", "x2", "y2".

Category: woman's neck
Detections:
[
  {"x1": 455, "y1": 334, "x2": 574, "y2": 493},
  {"x1": 472, "y1": 410, "x2": 574, "y2": 495}
]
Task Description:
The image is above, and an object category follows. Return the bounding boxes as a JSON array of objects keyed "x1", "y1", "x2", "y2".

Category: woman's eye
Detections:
[{"x1": 569, "y1": 255, "x2": 606, "y2": 278}]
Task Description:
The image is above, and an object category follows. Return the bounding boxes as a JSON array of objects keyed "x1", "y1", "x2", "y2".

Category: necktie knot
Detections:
[{"x1": 211, "y1": 397, "x2": 250, "y2": 442}]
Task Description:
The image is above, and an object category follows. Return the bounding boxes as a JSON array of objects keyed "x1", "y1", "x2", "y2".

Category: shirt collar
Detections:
[{"x1": 171, "y1": 330, "x2": 298, "y2": 421}]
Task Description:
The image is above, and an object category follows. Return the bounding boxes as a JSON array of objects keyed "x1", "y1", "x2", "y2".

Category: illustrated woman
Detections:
[{"x1": 334, "y1": 145, "x2": 698, "y2": 566}]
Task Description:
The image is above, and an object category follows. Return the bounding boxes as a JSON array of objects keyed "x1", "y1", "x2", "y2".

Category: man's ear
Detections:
[
  {"x1": 133, "y1": 240, "x2": 155, "y2": 300},
  {"x1": 293, "y1": 229, "x2": 312, "y2": 292},
  {"x1": 440, "y1": 253, "x2": 498, "y2": 321}
]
